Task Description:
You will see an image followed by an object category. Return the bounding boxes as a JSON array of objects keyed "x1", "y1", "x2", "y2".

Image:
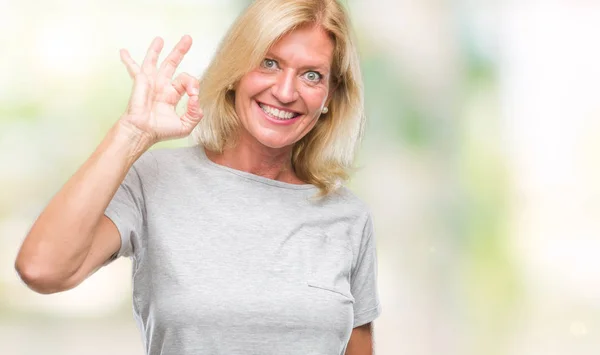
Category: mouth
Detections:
[{"x1": 256, "y1": 101, "x2": 302, "y2": 123}]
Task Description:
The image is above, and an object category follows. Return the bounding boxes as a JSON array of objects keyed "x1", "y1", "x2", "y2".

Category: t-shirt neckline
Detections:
[{"x1": 193, "y1": 145, "x2": 318, "y2": 191}]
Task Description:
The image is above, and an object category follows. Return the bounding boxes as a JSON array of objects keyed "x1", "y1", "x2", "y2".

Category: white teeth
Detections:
[{"x1": 259, "y1": 103, "x2": 298, "y2": 120}]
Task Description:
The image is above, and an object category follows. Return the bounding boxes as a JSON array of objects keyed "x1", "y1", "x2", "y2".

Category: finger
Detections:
[
  {"x1": 127, "y1": 75, "x2": 152, "y2": 115},
  {"x1": 141, "y1": 37, "x2": 164, "y2": 74},
  {"x1": 171, "y1": 72, "x2": 200, "y2": 98},
  {"x1": 120, "y1": 49, "x2": 141, "y2": 78},
  {"x1": 158, "y1": 35, "x2": 193, "y2": 80},
  {"x1": 181, "y1": 95, "x2": 204, "y2": 126}
]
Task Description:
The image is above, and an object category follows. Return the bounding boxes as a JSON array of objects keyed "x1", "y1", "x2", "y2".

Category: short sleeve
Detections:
[
  {"x1": 104, "y1": 152, "x2": 154, "y2": 261},
  {"x1": 350, "y1": 216, "x2": 382, "y2": 327}
]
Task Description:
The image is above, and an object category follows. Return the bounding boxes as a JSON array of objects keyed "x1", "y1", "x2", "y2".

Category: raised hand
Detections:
[{"x1": 119, "y1": 35, "x2": 203, "y2": 144}]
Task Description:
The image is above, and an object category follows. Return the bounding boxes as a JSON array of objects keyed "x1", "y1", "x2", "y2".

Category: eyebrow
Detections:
[{"x1": 265, "y1": 51, "x2": 331, "y2": 74}]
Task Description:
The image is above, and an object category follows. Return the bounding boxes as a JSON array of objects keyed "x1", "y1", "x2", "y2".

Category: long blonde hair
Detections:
[{"x1": 192, "y1": 0, "x2": 365, "y2": 196}]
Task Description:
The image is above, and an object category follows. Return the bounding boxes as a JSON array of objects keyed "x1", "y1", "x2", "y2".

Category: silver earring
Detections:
[
  {"x1": 227, "y1": 84, "x2": 233, "y2": 91},
  {"x1": 322, "y1": 107, "x2": 329, "y2": 114}
]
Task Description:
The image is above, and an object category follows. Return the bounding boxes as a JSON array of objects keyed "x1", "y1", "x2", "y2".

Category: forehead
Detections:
[{"x1": 267, "y1": 25, "x2": 335, "y2": 70}]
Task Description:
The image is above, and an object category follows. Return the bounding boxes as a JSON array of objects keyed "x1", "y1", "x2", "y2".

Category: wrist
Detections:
[
  {"x1": 107, "y1": 120, "x2": 155, "y2": 162},
  {"x1": 116, "y1": 119, "x2": 155, "y2": 145}
]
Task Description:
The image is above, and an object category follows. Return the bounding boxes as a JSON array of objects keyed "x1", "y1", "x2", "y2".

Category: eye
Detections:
[
  {"x1": 303, "y1": 71, "x2": 322, "y2": 83},
  {"x1": 261, "y1": 58, "x2": 278, "y2": 70}
]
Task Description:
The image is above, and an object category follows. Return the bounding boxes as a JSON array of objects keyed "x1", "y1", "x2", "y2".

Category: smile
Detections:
[{"x1": 258, "y1": 102, "x2": 301, "y2": 120}]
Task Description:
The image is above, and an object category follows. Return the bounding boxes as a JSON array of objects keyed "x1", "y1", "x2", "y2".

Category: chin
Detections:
[{"x1": 254, "y1": 134, "x2": 295, "y2": 150}]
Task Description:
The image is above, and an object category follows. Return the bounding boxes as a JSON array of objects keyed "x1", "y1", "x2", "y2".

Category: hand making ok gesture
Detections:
[{"x1": 119, "y1": 35, "x2": 203, "y2": 144}]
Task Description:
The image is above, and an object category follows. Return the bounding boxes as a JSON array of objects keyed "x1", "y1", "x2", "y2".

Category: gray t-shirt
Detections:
[{"x1": 104, "y1": 145, "x2": 381, "y2": 355}]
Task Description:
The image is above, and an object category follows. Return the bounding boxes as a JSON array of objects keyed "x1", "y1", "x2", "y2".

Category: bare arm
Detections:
[
  {"x1": 346, "y1": 323, "x2": 374, "y2": 355},
  {"x1": 14, "y1": 35, "x2": 202, "y2": 294},
  {"x1": 14, "y1": 123, "x2": 153, "y2": 294}
]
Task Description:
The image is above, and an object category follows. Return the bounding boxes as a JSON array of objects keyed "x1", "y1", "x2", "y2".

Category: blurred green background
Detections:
[{"x1": 2, "y1": 0, "x2": 600, "y2": 354}]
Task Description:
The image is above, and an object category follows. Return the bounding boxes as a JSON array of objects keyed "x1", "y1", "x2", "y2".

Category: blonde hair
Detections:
[{"x1": 192, "y1": 0, "x2": 365, "y2": 196}]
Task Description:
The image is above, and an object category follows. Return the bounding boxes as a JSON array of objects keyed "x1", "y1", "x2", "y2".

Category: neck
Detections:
[{"x1": 204, "y1": 135, "x2": 304, "y2": 185}]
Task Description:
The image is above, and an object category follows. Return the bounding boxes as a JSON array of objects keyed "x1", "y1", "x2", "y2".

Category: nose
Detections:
[{"x1": 271, "y1": 70, "x2": 299, "y2": 104}]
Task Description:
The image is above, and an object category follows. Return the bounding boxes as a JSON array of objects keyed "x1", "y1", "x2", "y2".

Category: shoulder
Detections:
[
  {"x1": 323, "y1": 185, "x2": 372, "y2": 218},
  {"x1": 147, "y1": 145, "x2": 201, "y2": 166},
  {"x1": 125, "y1": 148, "x2": 158, "y2": 184},
  {"x1": 127, "y1": 145, "x2": 202, "y2": 191},
  {"x1": 319, "y1": 185, "x2": 374, "y2": 238},
  {"x1": 143, "y1": 145, "x2": 206, "y2": 176}
]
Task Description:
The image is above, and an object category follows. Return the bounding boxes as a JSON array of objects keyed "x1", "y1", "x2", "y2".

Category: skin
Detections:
[
  {"x1": 346, "y1": 323, "x2": 374, "y2": 355},
  {"x1": 205, "y1": 24, "x2": 334, "y2": 184},
  {"x1": 213, "y1": 24, "x2": 375, "y2": 352},
  {"x1": 14, "y1": 36, "x2": 202, "y2": 295},
  {"x1": 15, "y1": 28, "x2": 374, "y2": 353}
]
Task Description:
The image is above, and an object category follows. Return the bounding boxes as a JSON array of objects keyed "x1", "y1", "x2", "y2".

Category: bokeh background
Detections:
[{"x1": 1, "y1": 0, "x2": 599, "y2": 354}]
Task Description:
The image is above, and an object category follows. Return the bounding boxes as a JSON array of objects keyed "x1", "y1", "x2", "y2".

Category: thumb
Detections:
[
  {"x1": 180, "y1": 95, "x2": 203, "y2": 131},
  {"x1": 171, "y1": 72, "x2": 202, "y2": 132}
]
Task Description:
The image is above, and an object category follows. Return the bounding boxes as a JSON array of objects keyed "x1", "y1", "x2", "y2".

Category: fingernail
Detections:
[{"x1": 191, "y1": 88, "x2": 199, "y2": 95}]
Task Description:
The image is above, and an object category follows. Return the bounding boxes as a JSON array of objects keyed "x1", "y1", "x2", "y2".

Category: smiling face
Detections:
[{"x1": 233, "y1": 24, "x2": 335, "y2": 150}]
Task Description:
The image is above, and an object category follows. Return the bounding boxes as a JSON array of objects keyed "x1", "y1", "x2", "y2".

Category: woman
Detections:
[{"x1": 15, "y1": 0, "x2": 381, "y2": 354}]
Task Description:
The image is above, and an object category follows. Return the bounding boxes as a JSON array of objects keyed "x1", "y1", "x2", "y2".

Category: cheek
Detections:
[
  {"x1": 302, "y1": 88, "x2": 329, "y2": 112},
  {"x1": 238, "y1": 72, "x2": 273, "y2": 97},
  {"x1": 235, "y1": 74, "x2": 262, "y2": 116}
]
